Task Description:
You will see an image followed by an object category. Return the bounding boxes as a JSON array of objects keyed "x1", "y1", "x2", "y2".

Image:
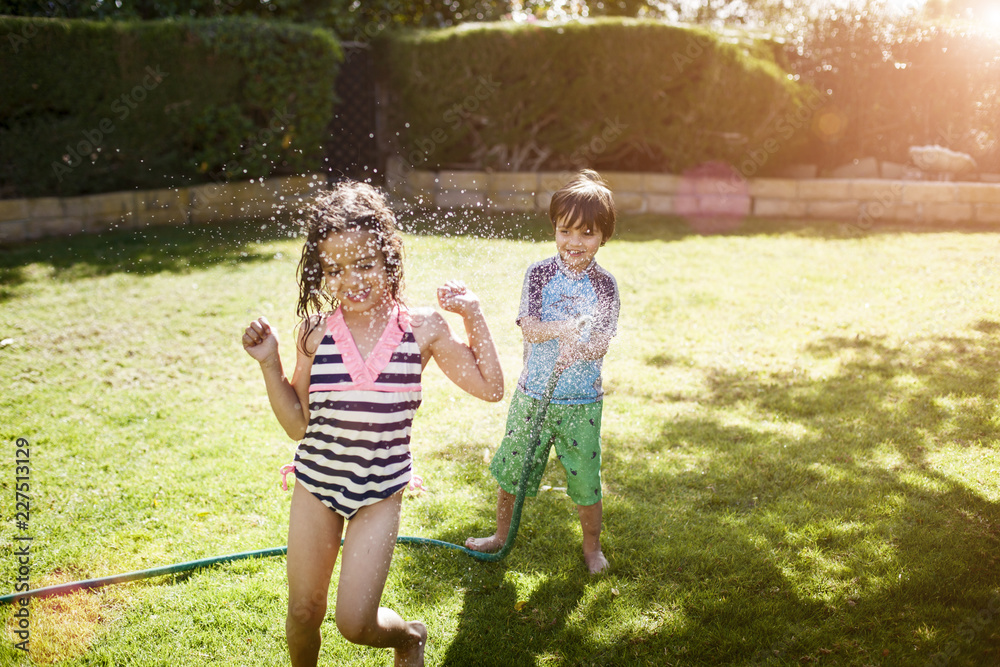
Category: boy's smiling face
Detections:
[{"x1": 554, "y1": 215, "x2": 603, "y2": 273}]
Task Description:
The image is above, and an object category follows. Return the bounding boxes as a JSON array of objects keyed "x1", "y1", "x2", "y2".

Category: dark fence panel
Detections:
[{"x1": 326, "y1": 42, "x2": 379, "y2": 182}]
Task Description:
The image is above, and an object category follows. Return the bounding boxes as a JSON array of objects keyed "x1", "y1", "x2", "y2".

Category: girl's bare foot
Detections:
[
  {"x1": 394, "y1": 620, "x2": 427, "y2": 667},
  {"x1": 584, "y1": 549, "x2": 609, "y2": 574},
  {"x1": 465, "y1": 534, "x2": 504, "y2": 552}
]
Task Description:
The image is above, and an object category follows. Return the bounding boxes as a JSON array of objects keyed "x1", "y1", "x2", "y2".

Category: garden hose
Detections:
[
  {"x1": 0, "y1": 548, "x2": 288, "y2": 604},
  {"x1": 0, "y1": 368, "x2": 564, "y2": 603},
  {"x1": 455, "y1": 365, "x2": 564, "y2": 562}
]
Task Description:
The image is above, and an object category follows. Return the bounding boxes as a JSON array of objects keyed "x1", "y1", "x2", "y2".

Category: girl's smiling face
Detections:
[
  {"x1": 318, "y1": 229, "x2": 391, "y2": 313},
  {"x1": 554, "y1": 216, "x2": 603, "y2": 273}
]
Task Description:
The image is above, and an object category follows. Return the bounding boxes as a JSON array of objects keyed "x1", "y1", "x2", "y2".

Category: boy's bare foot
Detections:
[
  {"x1": 394, "y1": 620, "x2": 427, "y2": 667},
  {"x1": 584, "y1": 550, "x2": 609, "y2": 574},
  {"x1": 465, "y1": 534, "x2": 504, "y2": 552}
]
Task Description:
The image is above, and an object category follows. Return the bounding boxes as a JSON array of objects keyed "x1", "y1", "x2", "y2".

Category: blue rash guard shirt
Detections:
[{"x1": 515, "y1": 255, "x2": 620, "y2": 405}]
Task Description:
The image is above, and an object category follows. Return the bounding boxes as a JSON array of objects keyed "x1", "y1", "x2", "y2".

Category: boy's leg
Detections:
[
  {"x1": 551, "y1": 401, "x2": 606, "y2": 573},
  {"x1": 286, "y1": 484, "x2": 344, "y2": 667},
  {"x1": 335, "y1": 491, "x2": 427, "y2": 667},
  {"x1": 465, "y1": 487, "x2": 516, "y2": 552},
  {"x1": 578, "y1": 500, "x2": 608, "y2": 574},
  {"x1": 467, "y1": 390, "x2": 550, "y2": 552}
]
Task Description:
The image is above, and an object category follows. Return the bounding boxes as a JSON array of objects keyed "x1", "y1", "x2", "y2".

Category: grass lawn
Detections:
[{"x1": 1, "y1": 209, "x2": 1000, "y2": 666}]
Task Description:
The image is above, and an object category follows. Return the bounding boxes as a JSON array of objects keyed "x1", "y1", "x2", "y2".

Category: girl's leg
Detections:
[
  {"x1": 335, "y1": 491, "x2": 427, "y2": 667},
  {"x1": 464, "y1": 487, "x2": 516, "y2": 552},
  {"x1": 577, "y1": 500, "x2": 608, "y2": 574},
  {"x1": 286, "y1": 484, "x2": 344, "y2": 667}
]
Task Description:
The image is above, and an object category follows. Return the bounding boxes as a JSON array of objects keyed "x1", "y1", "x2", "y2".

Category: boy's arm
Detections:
[
  {"x1": 519, "y1": 315, "x2": 580, "y2": 344},
  {"x1": 416, "y1": 282, "x2": 504, "y2": 402},
  {"x1": 243, "y1": 316, "x2": 314, "y2": 440},
  {"x1": 556, "y1": 271, "x2": 620, "y2": 366},
  {"x1": 557, "y1": 326, "x2": 614, "y2": 364},
  {"x1": 517, "y1": 261, "x2": 579, "y2": 344}
]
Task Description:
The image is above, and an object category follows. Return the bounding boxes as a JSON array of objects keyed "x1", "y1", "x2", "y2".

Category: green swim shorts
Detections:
[{"x1": 489, "y1": 390, "x2": 603, "y2": 506}]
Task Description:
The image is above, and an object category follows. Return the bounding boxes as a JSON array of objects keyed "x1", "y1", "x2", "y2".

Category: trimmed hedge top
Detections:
[
  {"x1": 0, "y1": 16, "x2": 341, "y2": 198},
  {"x1": 379, "y1": 18, "x2": 815, "y2": 175}
]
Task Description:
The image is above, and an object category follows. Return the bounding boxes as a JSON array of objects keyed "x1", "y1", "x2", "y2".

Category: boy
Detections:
[{"x1": 466, "y1": 169, "x2": 619, "y2": 574}]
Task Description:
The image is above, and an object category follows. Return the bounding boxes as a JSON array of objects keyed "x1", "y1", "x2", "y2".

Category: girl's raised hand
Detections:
[
  {"x1": 242, "y1": 316, "x2": 279, "y2": 364},
  {"x1": 437, "y1": 280, "x2": 481, "y2": 318}
]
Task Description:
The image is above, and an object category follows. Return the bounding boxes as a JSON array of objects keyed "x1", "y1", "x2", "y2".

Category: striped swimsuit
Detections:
[{"x1": 292, "y1": 305, "x2": 422, "y2": 519}]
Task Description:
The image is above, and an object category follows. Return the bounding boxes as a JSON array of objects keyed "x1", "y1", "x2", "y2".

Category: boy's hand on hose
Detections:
[
  {"x1": 555, "y1": 338, "x2": 583, "y2": 371},
  {"x1": 437, "y1": 280, "x2": 482, "y2": 318},
  {"x1": 554, "y1": 315, "x2": 592, "y2": 369},
  {"x1": 242, "y1": 316, "x2": 279, "y2": 365}
]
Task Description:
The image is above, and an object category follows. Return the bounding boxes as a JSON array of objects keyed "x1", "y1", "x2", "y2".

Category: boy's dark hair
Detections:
[
  {"x1": 295, "y1": 180, "x2": 405, "y2": 348},
  {"x1": 548, "y1": 169, "x2": 616, "y2": 244}
]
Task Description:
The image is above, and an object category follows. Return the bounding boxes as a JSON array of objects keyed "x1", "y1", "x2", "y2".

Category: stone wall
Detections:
[
  {"x1": 0, "y1": 174, "x2": 325, "y2": 245},
  {"x1": 8, "y1": 167, "x2": 1000, "y2": 245},
  {"x1": 385, "y1": 161, "x2": 1000, "y2": 227}
]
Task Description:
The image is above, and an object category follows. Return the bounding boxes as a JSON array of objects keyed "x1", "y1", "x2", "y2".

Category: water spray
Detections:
[{"x1": 0, "y1": 368, "x2": 564, "y2": 604}]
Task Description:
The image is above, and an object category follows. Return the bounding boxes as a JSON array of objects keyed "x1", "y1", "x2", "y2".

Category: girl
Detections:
[{"x1": 242, "y1": 181, "x2": 504, "y2": 667}]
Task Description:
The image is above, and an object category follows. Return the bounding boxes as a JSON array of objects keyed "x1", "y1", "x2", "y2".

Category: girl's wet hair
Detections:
[
  {"x1": 548, "y1": 169, "x2": 616, "y2": 244},
  {"x1": 295, "y1": 181, "x2": 404, "y2": 346}
]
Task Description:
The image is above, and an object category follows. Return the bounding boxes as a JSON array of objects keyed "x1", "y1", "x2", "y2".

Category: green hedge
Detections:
[
  {"x1": 378, "y1": 19, "x2": 815, "y2": 175},
  {"x1": 0, "y1": 17, "x2": 341, "y2": 198},
  {"x1": 0, "y1": 0, "x2": 513, "y2": 39}
]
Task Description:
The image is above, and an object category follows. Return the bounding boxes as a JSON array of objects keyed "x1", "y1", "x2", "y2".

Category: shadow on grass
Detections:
[
  {"x1": 650, "y1": 321, "x2": 1000, "y2": 663},
  {"x1": 4, "y1": 208, "x2": 989, "y2": 301},
  {"x1": 0, "y1": 217, "x2": 299, "y2": 300},
  {"x1": 397, "y1": 495, "x2": 594, "y2": 666},
  {"x1": 421, "y1": 321, "x2": 1000, "y2": 665}
]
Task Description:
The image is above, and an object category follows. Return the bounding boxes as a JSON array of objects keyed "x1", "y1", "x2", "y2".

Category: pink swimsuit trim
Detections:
[
  {"x1": 310, "y1": 305, "x2": 421, "y2": 393},
  {"x1": 279, "y1": 463, "x2": 296, "y2": 491}
]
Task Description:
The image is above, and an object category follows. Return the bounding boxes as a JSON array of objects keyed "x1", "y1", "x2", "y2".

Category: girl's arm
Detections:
[
  {"x1": 414, "y1": 281, "x2": 504, "y2": 402},
  {"x1": 242, "y1": 316, "x2": 315, "y2": 440}
]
